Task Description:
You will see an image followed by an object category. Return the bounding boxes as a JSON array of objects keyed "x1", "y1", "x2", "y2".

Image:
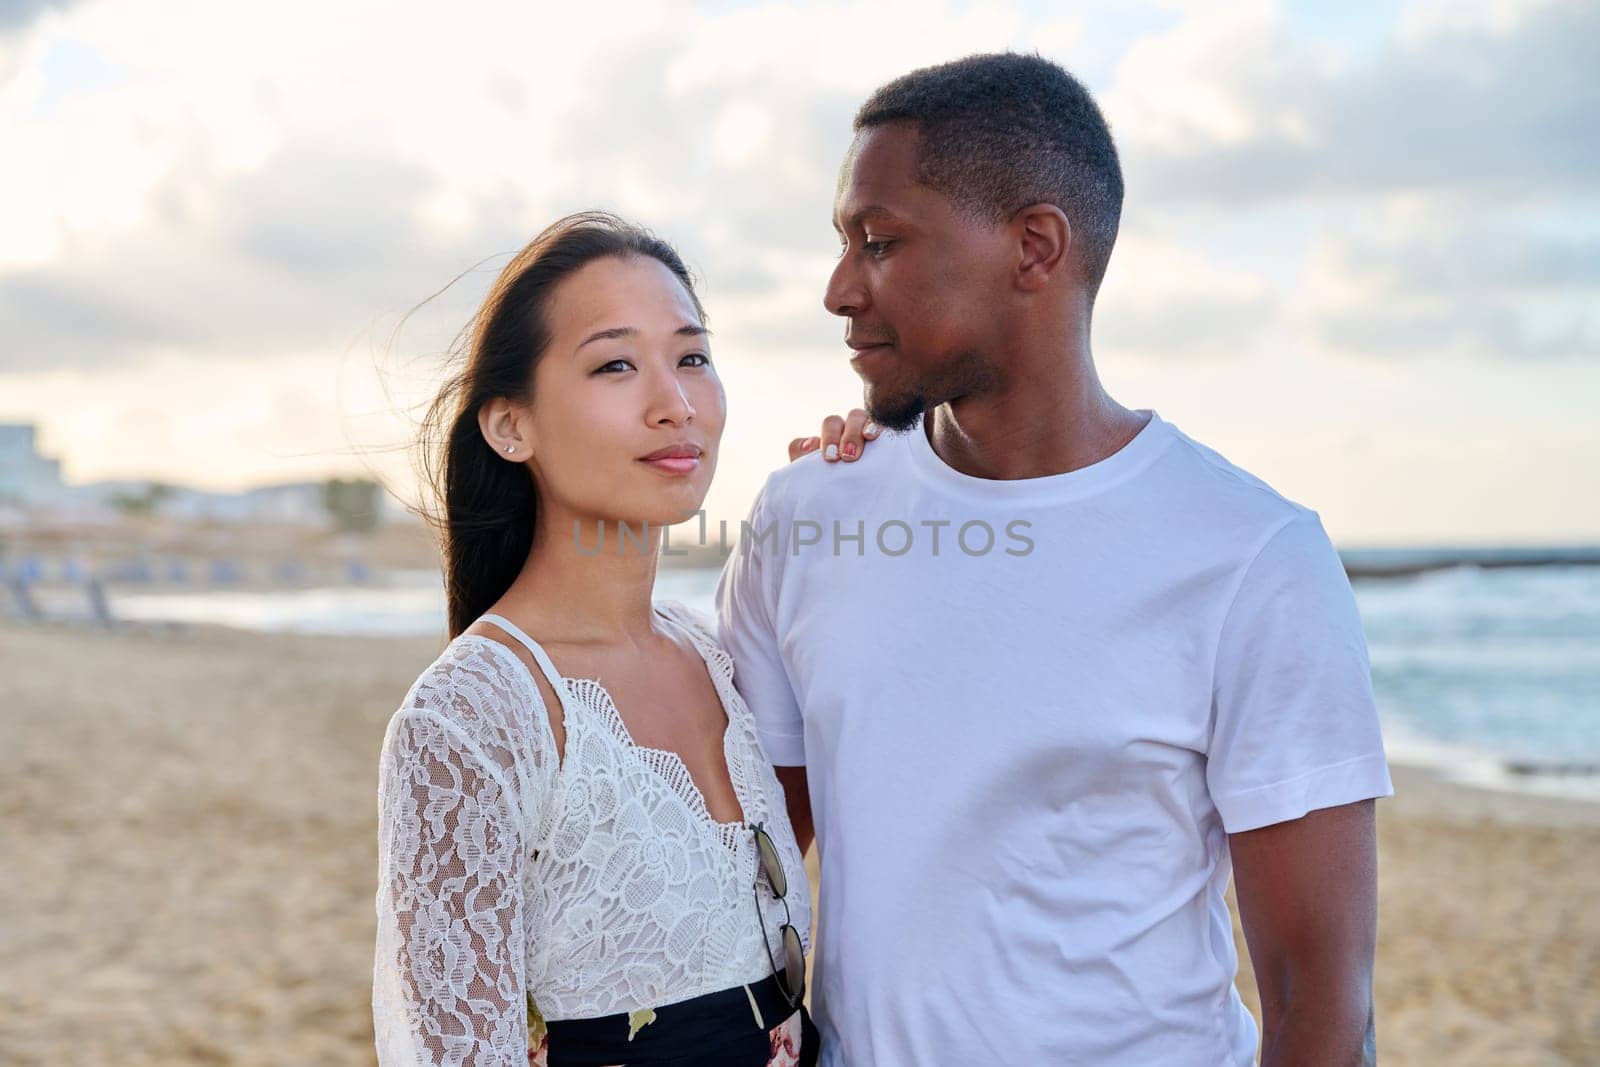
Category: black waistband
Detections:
[{"x1": 544, "y1": 973, "x2": 798, "y2": 1066}]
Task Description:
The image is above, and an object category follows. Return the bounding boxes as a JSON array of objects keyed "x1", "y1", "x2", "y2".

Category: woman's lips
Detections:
[{"x1": 640, "y1": 455, "x2": 701, "y2": 475}]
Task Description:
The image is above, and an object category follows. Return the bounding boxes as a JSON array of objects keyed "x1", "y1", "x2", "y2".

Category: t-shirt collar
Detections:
[{"x1": 904, "y1": 408, "x2": 1175, "y2": 503}]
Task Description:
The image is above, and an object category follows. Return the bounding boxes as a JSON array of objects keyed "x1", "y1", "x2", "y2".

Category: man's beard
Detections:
[
  {"x1": 866, "y1": 390, "x2": 928, "y2": 433},
  {"x1": 866, "y1": 349, "x2": 1001, "y2": 433}
]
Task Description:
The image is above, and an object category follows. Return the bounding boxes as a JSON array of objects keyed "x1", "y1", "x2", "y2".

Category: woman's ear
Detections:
[
  {"x1": 1012, "y1": 204, "x2": 1071, "y2": 292},
  {"x1": 478, "y1": 397, "x2": 530, "y2": 460}
]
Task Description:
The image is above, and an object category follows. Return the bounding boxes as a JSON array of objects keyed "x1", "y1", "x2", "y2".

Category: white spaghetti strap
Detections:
[{"x1": 478, "y1": 613, "x2": 573, "y2": 714}]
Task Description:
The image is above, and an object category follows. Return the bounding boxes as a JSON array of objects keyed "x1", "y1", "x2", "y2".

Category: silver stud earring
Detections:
[{"x1": 505, "y1": 444, "x2": 515, "y2": 454}]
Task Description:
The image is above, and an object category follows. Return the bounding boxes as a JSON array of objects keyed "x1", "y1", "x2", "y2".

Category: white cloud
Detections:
[
  {"x1": 1104, "y1": 0, "x2": 1600, "y2": 203},
  {"x1": 1, "y1": 0, "x2": 1596, "y2": 541},
  {"x1": 1095, "y1": 228, "x2": 1278, "y2": 359},
  {"x1": 1296, "y1": 198, "x2": 1600, "y2": 361},
  {"x1": 1102, "y1": 1, "x2": 1303, "y2": 152},
  {"x1": 1092, "y1": 0, "x2": 1599, "y2": 363},
  {"x1": 0, "y1": 0, "x2": 1092, "y2": 371}
]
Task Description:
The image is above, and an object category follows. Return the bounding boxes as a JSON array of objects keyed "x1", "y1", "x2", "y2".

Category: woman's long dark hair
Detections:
[{"x1": 416, "y1": 212, "x2": 705, "y2": 638}]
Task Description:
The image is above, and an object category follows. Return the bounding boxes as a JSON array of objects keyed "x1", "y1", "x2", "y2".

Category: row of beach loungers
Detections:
[
  {"x1": 2, "y1": 573, "x2": 110, "y2": 625},
  {"x1": 1, "y1": 558, "x2": 374, "y2": 626},
  {"x1": 3, "y1": 557, "x2": 372, "y2": 584}
]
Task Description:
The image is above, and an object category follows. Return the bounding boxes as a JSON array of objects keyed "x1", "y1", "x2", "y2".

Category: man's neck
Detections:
[{"x1": 925, "y1": 356, "x2": 1147, "y2": 482}]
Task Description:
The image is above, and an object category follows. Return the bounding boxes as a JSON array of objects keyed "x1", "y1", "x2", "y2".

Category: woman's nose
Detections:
[{"x1": 649, "y1": 372, "x2": 695, "y2": 425}]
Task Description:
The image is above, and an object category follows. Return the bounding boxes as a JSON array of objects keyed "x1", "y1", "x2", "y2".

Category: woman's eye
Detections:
[
  {"x1": 595, "y1": 359, "x2": 633, "y2": 374},
  {"x1": 680, "y1": 353, "x2": 710, "y2": 368}
]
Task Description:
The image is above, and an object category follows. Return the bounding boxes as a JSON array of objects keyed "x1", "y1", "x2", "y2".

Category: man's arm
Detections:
[
  {"x1": 775, "y1": 765, "x2": 814, "y2": 853},
  {"x1": 1230, "y1": 799, "x2": 1379, "y2": 1067}
]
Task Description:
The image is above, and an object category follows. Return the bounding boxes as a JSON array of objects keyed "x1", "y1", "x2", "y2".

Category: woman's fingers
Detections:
[
  {"x1": 818, "y1": 414, "x2": 847, "y2": 461},
  {"x1": 790, "y1": 410, "x2": 880, "y2": 464},
  {"x1": 837, "y1": 408, "x2": 879, "y2": 462},
  {"x1": 788, "y1": 436, "x2": 821, "y2": 463}
]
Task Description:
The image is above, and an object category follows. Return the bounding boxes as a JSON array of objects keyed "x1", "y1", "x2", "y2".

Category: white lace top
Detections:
[{"x1": 372, "y1": 600, "x2": 812, "y2": 1065}]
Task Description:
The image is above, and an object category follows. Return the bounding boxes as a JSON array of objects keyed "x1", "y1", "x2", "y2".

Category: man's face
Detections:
[{"x1": 825, "y1": 123, "x2": 1012, "y2": 431}]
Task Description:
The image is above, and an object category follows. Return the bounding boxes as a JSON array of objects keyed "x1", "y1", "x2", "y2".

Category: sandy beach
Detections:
[{"x1": 2, "y1": 618, "x2": 1596, "y2": 1065}]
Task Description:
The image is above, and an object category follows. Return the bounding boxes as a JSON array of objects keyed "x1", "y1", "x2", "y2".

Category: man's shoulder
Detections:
[
  {"x1": 1155, "y1": 422, "x2": 1317, "y2": 535},
  {"x1": 751, "y1": 427, "x2": 910, "y2": 519}
]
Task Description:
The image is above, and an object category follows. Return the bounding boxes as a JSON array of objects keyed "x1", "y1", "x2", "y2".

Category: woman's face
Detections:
[{"x1": 521, "y1": 254, "x2": 725, "y2": 532}]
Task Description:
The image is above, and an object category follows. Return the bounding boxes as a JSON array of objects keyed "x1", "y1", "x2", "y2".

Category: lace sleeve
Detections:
[{"x1": 373, "y1": 706, "x2": 528, "y2": 1065}]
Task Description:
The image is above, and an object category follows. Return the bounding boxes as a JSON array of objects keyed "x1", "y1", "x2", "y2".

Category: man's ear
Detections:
[{"x1": 1012, "y1": 204, "x2": 1071, "y2": 292}]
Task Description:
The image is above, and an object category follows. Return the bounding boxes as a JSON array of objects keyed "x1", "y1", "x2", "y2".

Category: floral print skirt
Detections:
[{"x1": 529, "y1": 974, "x2": 817, "y2": 1067}]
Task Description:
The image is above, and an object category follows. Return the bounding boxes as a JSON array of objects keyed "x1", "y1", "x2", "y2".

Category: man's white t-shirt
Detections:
[{"x1": 715, "y1": 411, "x2": 1393, "y2": 1066}]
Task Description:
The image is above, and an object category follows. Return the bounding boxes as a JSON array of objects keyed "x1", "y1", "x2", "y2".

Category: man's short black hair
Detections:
[{"x1": 855, "y1": 52, "x2": 1124, "y2": 295}]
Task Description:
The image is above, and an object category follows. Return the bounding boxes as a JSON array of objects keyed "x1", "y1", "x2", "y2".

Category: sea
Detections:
[{"x1": 105, "y1": 555, "x2": 1600, "y2": 802}]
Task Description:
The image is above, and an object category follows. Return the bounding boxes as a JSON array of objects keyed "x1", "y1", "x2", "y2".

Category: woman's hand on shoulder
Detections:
[{"x1": 788, "y1": 408, "x2": 881, "y2": 464}]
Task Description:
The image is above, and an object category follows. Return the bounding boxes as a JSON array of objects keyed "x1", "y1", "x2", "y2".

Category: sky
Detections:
[{"x1": 0, "y1": 0, "x2": 1596, "y2": 546}]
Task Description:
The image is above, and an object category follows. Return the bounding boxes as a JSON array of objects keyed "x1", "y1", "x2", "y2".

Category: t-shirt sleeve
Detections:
[
  {"x1": 716, "y1": 480, "x2": 807, "y2": 766},
  {"x1": 1207, "y1": 511, "x2": 1394, "y2": 833}
]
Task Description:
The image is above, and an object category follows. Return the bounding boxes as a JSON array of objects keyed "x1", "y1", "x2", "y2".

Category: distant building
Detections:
[
  {"x1": 0, "y1": 424, "x2": 65, "y2": 504},
  {"x1": 0, "y1": 421, "x2": 407, "y2": 528},
  {"x1": 247, "y1": 482, "x2": 338, "y2": 525}
]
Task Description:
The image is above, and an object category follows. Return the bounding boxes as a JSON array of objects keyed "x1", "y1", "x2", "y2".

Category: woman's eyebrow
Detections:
[{"x1": 576, "y1": 324, "x2": 709, "y2": 352}]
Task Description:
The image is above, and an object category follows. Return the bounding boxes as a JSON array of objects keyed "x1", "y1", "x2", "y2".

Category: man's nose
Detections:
[{"x1": 824, "y1": 253, "x2": 867, "y2": 318}]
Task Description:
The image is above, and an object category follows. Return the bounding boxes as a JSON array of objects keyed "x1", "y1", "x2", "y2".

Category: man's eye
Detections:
[{"x1": 836, "y1": 239, "x2": 892, "y2": 258}]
